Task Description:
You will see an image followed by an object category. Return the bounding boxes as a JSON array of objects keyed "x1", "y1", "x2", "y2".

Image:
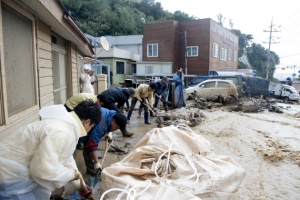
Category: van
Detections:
[{"x1": 210, "y1": 75, "x2": 243, "y2": 97}]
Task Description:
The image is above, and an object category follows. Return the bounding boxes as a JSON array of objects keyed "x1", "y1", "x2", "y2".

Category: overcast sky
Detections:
[{"x1": 157, "y1": 0, "x2": 300, "y2": 68}]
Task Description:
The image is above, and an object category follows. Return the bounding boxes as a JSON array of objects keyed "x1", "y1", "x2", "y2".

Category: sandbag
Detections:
[{"x1": 100, "y1": 125, "x2": 245, "y2": 199}]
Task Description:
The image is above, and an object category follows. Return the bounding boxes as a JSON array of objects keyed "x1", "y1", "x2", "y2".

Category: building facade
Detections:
[
  {"x1": 0, "y1": 0, "x2": 93, "y2": 139},
  {"x1": 142, "y1": 19, "x2": 239, "y2": 76},
  {"x1": 95, "y1": 47, "x2": 140, "y2": 84}
]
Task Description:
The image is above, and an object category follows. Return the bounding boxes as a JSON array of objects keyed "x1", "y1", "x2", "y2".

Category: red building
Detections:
[{"x1": 142, "y1": 18, "x2": 239, "y2": 76}]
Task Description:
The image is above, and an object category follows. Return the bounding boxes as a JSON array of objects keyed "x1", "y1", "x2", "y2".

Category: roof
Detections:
[
  {"x1": 20, "y1": 0, "x2": 93, "y2": 56},
  {"x1": 237, "y1": 69, "x2": 254, "y2": 76}
]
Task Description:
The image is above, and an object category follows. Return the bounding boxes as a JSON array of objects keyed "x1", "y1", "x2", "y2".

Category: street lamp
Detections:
[{"x1": 141, "y1": 18, "x2": 188, "y2": 83}]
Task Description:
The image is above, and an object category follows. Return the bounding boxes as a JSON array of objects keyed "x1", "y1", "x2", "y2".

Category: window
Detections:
[
  {"x1": 201, "y1": 81, "x2": 216, "y2": 88},
  {"x1": 145, "y1": 66, "x2": 153, "y2": 74},
  {"x1": 223, "y1": 32, "x2": 226, "y2": 39},
  {"x1": 116, "y1": 61, "x2": 125, "y2": 74},
  {"x1": 147, "y1": 43, "x2": 158, "y2": 57},
  {"x1": 1, "y1": 4, "x2": 37, "y2": 120},
  {"x1": 234, "y1": 51, "x2": 237, "y2": 61},
  {"x1": 228, "y1": 49, "x2": 232, "y2": 60},
  {"x1": 187, "y1": 46, "x2": 198, "y2": 57},
  {"x1": 220, "y1": 48, "x2": 227, "y2": 61},
  {"x1": 216, "y1": 28, "x2": 220, "y2": 36},
  {"x1": 212, "y1": 43, "x2": 218, "y2": 57},
  {"x1": 217, "y1": 81, "x2": 230, "y2": 88},
  {"x1": 52, "y1": 36, "x2": 67, "y2": 104},
  {"x1": 132, "y1": 64, "x2": 137, "y2": 74}
]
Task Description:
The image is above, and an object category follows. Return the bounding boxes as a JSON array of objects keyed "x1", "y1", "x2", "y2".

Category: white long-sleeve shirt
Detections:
[{"x1": 0, "y1": 105, "x2": 86, "y2": 199}]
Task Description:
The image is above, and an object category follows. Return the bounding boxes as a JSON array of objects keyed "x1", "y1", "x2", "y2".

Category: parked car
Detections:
[
  {"x1": 187, "y1": 76, "x2": 211, "y2": 87},
  {"x1": 210, "y1": 75, "x2": 243, "y2": 97},
  {"x1": 185, "y1": 79, "x2": 238, "y2": 103}
]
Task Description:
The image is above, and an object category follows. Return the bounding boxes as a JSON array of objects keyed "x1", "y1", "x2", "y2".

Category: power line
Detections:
[
  {"x1": 279, "y1": 53, "x2": 300, "y2": 58},
  {"x1": 279, "y1": 9, "x2": 300, "y2": 24}
]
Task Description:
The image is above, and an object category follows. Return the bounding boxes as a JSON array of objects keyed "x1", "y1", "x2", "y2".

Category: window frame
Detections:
[
  {"x1": 220, "y1": 48, "x2": 227, "y2": 61},
  {"x1": 116, "y1": 61, "x2": 125, "y2": 74},
  {"x1": 234, "y1": 51, "x2": 237, "y2": 61},
  {"x1": 147, "y1": 43, "x2": 158, "y2": 57},
  {"x1": 186, "y1": 46, "x2": 198, "y2": 57},
  {"x1": 0, "y1": 0, "x2": 39, "y2": 128},
  {"x1": 212, "y1": 43, "x2": 218, "y2": 58},
  {"x1": 228, "y1": 49, "x2": 232, "y2": 60}
]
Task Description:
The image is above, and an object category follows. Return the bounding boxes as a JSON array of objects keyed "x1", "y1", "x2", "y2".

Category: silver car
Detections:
[{"x1": 185, "y1": 79, "x2": 238, "y2": 103}]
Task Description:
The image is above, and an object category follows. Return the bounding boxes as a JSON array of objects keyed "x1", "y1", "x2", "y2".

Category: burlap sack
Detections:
[{"x1": 100, "y1": 125, "x2": 245, "y2": 200}]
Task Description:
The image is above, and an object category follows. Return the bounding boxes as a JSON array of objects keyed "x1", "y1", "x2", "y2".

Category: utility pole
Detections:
[
  {"x1": 184, "y1": 31, "x2": 187, "y2": 82},
  {"x1": 263, "y1": 18, "x2": 280, "y2": 79}
]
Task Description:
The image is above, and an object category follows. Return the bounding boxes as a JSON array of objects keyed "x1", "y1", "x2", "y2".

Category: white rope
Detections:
[
  {"x1": 154, "y1": 142, "x2": 199, "y2": 185},
  {"x1": 99, "y1": 180, "x2": 152, "y2": 200},
  {"x1": 176, "y1": 124, "x2": 194, "y2": 133}
]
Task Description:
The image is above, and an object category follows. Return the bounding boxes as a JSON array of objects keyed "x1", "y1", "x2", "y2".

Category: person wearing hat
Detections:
[
  {"x1": 80, "y1": 64, "x2": 95, "y2": 94},
  {"x1": 153, "y1": 76, "x2": 169, "y2": 112}
]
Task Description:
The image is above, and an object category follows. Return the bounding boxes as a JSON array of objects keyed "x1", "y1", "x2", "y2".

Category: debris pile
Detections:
[
  {"x1": 157, "y1": 107, "x2": 205, "y2": 127},
  {"x1": 186, "y1": 90, "x2": 299, "y2": 113}
]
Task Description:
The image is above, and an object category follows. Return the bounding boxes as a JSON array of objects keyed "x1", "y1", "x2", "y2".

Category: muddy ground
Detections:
[{"x1": 73, "y1": 101, "x2": 300, "y2": 199}]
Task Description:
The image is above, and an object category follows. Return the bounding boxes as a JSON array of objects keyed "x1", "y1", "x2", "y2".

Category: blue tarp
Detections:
[{"x1": 173, "y1": 73, "x2": 186, "y2": 108}]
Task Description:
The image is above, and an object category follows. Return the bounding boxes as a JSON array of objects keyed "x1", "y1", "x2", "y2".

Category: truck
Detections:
[{"x1": 269, "y1": 82, "x2": 300, "y2": 101}]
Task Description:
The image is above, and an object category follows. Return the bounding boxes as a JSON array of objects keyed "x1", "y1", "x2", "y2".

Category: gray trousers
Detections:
[{"x1": 129, "y1": 97, "x2": 149, "y2": 112}]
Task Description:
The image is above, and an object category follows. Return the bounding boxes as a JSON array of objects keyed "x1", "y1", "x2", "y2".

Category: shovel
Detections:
[
  {"x1": 140, "y1": 100, "x2": 164, "y2": 124},
  {"x1": 87, "y1": 139, "x2": 112, "y2": 191},
  {"x1": 155, "y1": 93, "x2": 172, "y2": 105}
]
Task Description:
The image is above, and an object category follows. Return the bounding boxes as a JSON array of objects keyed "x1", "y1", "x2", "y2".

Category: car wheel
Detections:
[
  {"x1": 229, "y1": 96, "x2": 236, "y2": 104},
  {"x1": 284, "y1": 96, "x2": 289, "y2": 102}
]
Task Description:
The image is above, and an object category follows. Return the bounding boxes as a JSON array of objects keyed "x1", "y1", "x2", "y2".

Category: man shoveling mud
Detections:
[
  {"x1": 78, "y1": 107, "x2": 127, "y2": 175},
  {"x1": 0, "y1": 100, "x2": 101, "y2": 199},
  {"x1": 100, "y1": 87, "x2": 135, "y2": 137},
  {"x1": 126, "y1": 83, "x2": 157, "y2": 124}
]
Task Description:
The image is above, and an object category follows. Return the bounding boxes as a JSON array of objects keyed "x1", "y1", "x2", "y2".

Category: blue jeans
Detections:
[{"x1": 154, "y1": 95, "x2": 167, "y2": 107}]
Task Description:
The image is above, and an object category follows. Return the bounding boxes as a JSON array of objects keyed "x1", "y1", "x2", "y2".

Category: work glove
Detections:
[
  {"x1": 104, "y1": 132, "x2": 113, "y2": 143},
  {"x1": 141, "y1": 98, "x2": 148, "y2": 105},
  {"x1": 94, "y1": 162, "x2": 102, "y2": 170}
]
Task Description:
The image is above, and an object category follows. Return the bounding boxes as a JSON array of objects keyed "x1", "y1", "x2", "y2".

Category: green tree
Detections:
[
  {"x1": 61, "y1": 0, "x2": 196, "y2": 37},
  {"x1": 231, "y1": 29, "x2": 253, "y2": 57},
  {"x1": 216, "y1": 13, "x2": 226, "y2": 26},
  {"x1": 247, "y1": 43, "x2": 279, "y2": 79}
]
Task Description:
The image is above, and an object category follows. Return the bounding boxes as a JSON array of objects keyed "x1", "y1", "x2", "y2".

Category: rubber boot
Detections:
[
  {"x1": 127, "y1": 110, "x2": 133, "y2": 124},
  {"x1": 150, "y1": 110, "x2": 155, "y2": 117},
  {"x1": 144, "y1": 112, "x2": 151, "y2": 124},
  {"x1": 164, "y1": 106, "x2": 168, "y2": 112},
  {"x1": 137, "y1": 107, "x2": 142, "y2": 118},
  {"x1": 121, "y1": 128, "x2": 134, "y2": 137}
]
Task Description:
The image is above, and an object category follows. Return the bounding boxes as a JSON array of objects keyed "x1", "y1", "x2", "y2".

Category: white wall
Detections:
[{"x1": 136, "y1": 62, "x2": 172, "y2": 76}]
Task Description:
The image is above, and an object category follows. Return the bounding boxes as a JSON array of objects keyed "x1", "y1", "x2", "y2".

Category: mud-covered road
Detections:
[
  {"x1": 196, "y1": 107, "x2": 300, "y2": 199},
  {"x1": 74, "y1": 103, "x2": 300, "y2": 199}
]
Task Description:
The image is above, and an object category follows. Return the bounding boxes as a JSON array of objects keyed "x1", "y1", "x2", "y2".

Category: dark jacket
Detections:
[
  {"x1": 101, "y1": 87, "x2": 130, "y2": 108},
  {"x1": 155, "y1": 81, "x2": 168, "y2": 96},
  {"x1": 79, "y1": 107, "x2": 115, "y2": 152}
]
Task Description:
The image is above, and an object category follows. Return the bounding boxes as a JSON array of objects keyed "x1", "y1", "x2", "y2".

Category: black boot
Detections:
[
  {"x1": 121, "y1": 127, "x2": 134, "y2": 137},
  {"x1": 127, "y1": 110, "x2": 133, "y2": 124},
  {"x1": 144, "y1": 112, "x2": 151, "y2": 124}
]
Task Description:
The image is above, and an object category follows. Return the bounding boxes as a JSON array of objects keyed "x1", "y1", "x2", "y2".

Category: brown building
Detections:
[{"x1": 142, "y1": 18, "x2": 239, "y2": 76}]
